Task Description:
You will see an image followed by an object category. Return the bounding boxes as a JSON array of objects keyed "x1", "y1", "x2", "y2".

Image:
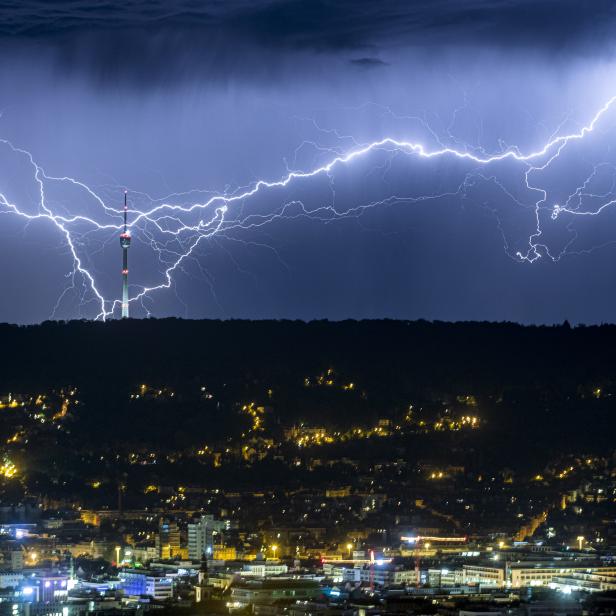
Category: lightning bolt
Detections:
[{"x1": 1, "y1": 94, "x2": 616, "y2": 320}]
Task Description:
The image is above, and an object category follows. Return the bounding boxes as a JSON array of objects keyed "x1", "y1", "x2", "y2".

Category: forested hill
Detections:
[
  {"x1": 0, "y1": 318, "x2": 613, "y2": 399},
  {"x1": 0, "y1": 318, "x2": 615, "y2": 459}
]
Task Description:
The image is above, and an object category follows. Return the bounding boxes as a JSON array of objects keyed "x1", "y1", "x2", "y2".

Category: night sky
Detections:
[{"x1": 2, "y1": 1, "x2": 616, "y2": 324}]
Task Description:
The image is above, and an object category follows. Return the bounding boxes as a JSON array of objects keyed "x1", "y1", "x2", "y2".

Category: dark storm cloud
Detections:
[
  {"x1": 0, "y1": 0, "x2": 615, "y2": 82},
  {"x1": 350, "y1": 58, "x2": 389, "y2": 69},
  {"x1": 223, "y1": 0, "x2": 616, "y2": 52},
  {"x1": 0, "y1": 0, "x2": 614, "y2": 48}
]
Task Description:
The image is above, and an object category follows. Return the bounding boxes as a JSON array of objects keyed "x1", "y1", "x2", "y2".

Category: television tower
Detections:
[{"x1": 120, "y1": 191, "x2": 131, "y2": 319}]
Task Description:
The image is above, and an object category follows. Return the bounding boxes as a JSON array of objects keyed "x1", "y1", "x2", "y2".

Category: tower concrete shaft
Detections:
[{"x1": 120, "y1": 191, "x2": 131, "y2": 318}]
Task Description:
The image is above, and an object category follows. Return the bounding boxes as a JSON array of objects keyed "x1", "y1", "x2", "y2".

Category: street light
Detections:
[
  {"x1": 346, "y1": 543, "x2": 353, "y2": 558},
  {"x1": 577, "y1": 536, "x2": 585, "y2": 550},
  {"x1": 271, "y1": 545, "x2": 278, "y2": 558}
]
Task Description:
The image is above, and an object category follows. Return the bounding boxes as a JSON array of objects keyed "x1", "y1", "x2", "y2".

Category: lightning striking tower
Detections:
[
  {"x1": 120, "y1": 191, "x2": 131, "y2": 319},
  {"x1": 2, "y1": 94, "x2": 616, "y2": 320}
]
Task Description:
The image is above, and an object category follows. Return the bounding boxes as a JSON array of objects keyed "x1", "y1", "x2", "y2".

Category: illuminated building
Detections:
[
  {"x1": 16, "y1": 575, "x2": 70, "y2": 603},
  {"x1": 321, "y1": 561, "x2": 418, "y2": 586},
  {"x1": 428, "y1": 568, "x2": 465, "y2": 587},
  {"x1": 10, "y1": 551, "x2": 23, "y2": 571},
  {"x1": 325, "y1": 487, "x2": 351, "y2": 498},
  {"x1": 242, "y1": 562, "x2": 288, "y2": 577},
  {"x1": 463, "y1": 562, "x2": 616, "y2": 589},
  {"x1": 229, "y1": 579, "x2": 320, "y2": 611},
  {"x1": 213, "y1": 546, "x2": 237, "y2": 560},
  {"x1": 119, "y1": 191, "x2": 131, "y2": 319},
  {"x1": 119, "y1": 569, "x2": 173, "y2": 600},
  {"x1": 156, "y1": 518, "x2": 181, "y2": 559},
  {"x1": 550, "y1": 571, "x2": 616, "y2": 593},
  {"x1": 358, "y1": 565, "x2": 418, "y2": 587},
  {"x1": 462, "y1": 564, "x2": 506, "y2": 587},
  {"x1": 509, "y1": 563, "x2": 616, "y2": 588},
  {"x1": 79, "y1": 511, "x2": 100, "y2": 527},
  {"x1": 0, "y1": 573, "x2": 24, "y2": 589},
  {"x1": 187, "y1": 515, "x2": 225, "y2": 560}
]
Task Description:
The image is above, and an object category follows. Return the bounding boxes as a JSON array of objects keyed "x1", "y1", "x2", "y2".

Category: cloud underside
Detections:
[{"x1": 0, "y1": 0, "x2": 614, "y2": 80}]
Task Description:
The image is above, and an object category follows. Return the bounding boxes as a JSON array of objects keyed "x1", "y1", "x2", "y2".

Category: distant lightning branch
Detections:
[{"x1": 1, "y1": 94, "x2": 616, "y2": 320}]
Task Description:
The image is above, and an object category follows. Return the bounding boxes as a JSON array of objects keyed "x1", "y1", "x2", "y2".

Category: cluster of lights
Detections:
[
  {"x1": 128, "y1": 452, "x2": 158, "y2": 465},
  {"x1": 241, "y1": 440, "x2": 273, "y2": 461},
  {"x1": 557, "y1": 465, "x2": 575, "y2": 479},
  {"x1": 0, "y1": 389, "x2": 77, "y2": 441},
  {"x1": 241, "y1": 402, "x2": 265, "y2": 432},
  {"x1": 129, "y1": 384, "x2": 216, "y2": 401},
  {"x1": 456, "y1": 395, "x2": 478, "y2": 407},
  {"x1": 0, "y1": 458, "x2": 18, "y2": 479},
  {"x1": 130, "y1": 384, "x2": 175, "y2": 400},
  {"x1": 53, "y1": 399, "x2": 69, "y2": 420},
  {"x1": 433, "y1": 415, "x2": 479, "y2": 431},
  {"x1": 304, "y1": 369, "x2": 356, "y2": 393},
  {"x1": 200, "y1": 386, "x2": 214, "y2": 399},
  {"x1": 534, "y1": 457, "x2": 595, "y2": 484},
  {"x1": 296, "y1": 431, "x2": 334, "y2": 447},
  {"x1": 290, "y1": 412, "x2": 479, "y2": 449},
  {"x1": 292, "y1": 423, "x2": 394, "y2": 448},
  {"x1": 0, "y1": 398, "x2": 21, "y2": 409},
  {"x1": 165, "y1": 490, "x2": 186, "y2": 505},
  {"x1": 6, "y1": 431, "x2": 23, "y2": 444}
]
